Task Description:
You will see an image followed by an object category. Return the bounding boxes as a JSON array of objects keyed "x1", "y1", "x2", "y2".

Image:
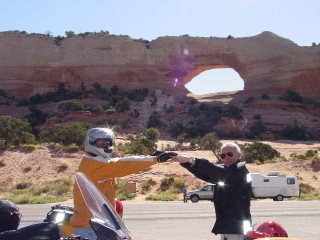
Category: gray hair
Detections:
[{"x1": 221, "y1": 142, "x2": 241, "y2": 155}]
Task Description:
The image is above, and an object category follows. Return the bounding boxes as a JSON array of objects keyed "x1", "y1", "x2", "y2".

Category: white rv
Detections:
[{"x1": 249, "y1": 172, "x2": 300, "y2": 201}]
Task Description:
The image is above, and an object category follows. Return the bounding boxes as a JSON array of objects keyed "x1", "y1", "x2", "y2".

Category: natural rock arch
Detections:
[
  {"x1": 185, "y1": 67, "x2": 244, "y2": 94},
  {"x1": 0, "y1": 31, "x2": 319, "y2": 99}
]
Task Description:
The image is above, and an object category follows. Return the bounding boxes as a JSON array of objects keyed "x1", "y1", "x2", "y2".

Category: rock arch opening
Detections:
[{"x1": 185, "y1": 68, "x2": 244, "y2": 95}]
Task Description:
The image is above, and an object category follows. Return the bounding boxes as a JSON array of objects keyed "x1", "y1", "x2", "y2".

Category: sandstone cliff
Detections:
[{"x1": 0, "y1": 31, "x2": 319, "y2": 99}]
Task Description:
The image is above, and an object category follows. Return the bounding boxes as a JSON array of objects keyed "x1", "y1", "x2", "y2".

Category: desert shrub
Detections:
[
  {"x1": 172, "y1": 177, "x2": 187, "y2": 192},
  {"x1": 118, "y1": 137, "x2": 156, "y2": 155},
  {"x1": 91, "y1": 82, "x2": 107, "y2": 94},
  {"x1": 280, "y1": 123, "x2": 312, "y2": 140},
  {"x1": 147, "y1": 111, "x2": 162, "y2": 128},
  {"x1": 116, "y1": 179, "x2": 136, "y2": 200},
  {"x1": 145, "y1": 128, "x2": 160, "y2": 141},
  {"x1": 58, "y1": 162, "x2": 69, "y2": 171},
  {"x1": 25, "y1": 106, "x2": 48, "y2": 126},
  {"x1": 115, "y1": 97, "x2": 130, "y2": 112},
  {"x1": 20, "y1": 144, "x2": 37, "y2": 151},
  {"x1": 54, "y1": 35, "x2": 65, "y2": 45},
  {"x1": 169, "y1": 123, "x2": 186, "y2": 137},
  {"x1": 23, "y1": 165, "x2": 32, "y2": 172},
  {"x1": 216, "y1": 129, "x2": 243, "y2": 139},
  {"x1": 199, "y1": 103, "x2": 210, "y2": 111},
  {"x1": 126, "y1": 88, "x2": 148, "y2": 102},
  {"x1": 39, "y1": 122, "x2": 92, "y2": 146},
  {"x1": 245, "y1": 97, "x2": 255, "y2": 104},
  {"x1": 305, "y1": 150, "x2": 318, "y2": 158},
  {"x1": 289, "y1": 153, "x2": 305, "y2": 160},
  {"x1": 223, "y1": 105, "x2": 243, "y2": 119},
  {"x1": 65, "y1": 31, "x2": 75, "y2": 37},
  {"x1": 253, "y1": 114, "x2": 261, "y2": 120},
  {"x1": 110, "y1": 85, "x2": 119, "y2": 95},
  {"x1": 16, "y1": 181, "x2": 29, "y2": 189},
  {"x1": 299, "y1": 183, "x2": 315, "y2": 194},
  {"x1": 0, "y1": 157, "x2": 6, "y2": 167},
  {"x1": 88, "y1": 105, "x2": 104, "y2": 113},
  {"x1": 188, "y1": 107, "x2": 200, "y2": 117},
  {"x1": 281, "y1": 91, "x2": 304, "y2": 103},
  {"x1": 250, "y1": 120, "x2": 267, "y2": 137},
  {"x1": 261, "y1": 94, "x2": 271, "y2": 100},
  {"x1": 140, "y1": 178, "x2": 154, "y2": 194},
  {"x1": 239, "y1": 142, "x2": 280, "y2": 163},
  {"x1": 160, "y1": 177, "x2": 175, "y2": 191},
  {"x1": 0, "y1": 116, "x2": 36, "y2": 149},
  {"x1": 145, "y1": 192, "x2": 178, "y2": 201},
  {"x1": 65, "y1": 144, "x2": 80, "y2": 153},
  {"x1": 59, "y1": 101, "x2": 84, "y2": 112},
  {"x1": 8, "y1": 178, "x2": 73, "y2": 204}
]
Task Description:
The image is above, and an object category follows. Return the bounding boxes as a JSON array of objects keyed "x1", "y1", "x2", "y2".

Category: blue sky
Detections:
[{"x1": 1, "y1": 0, "x2": 319, "y2": 94}]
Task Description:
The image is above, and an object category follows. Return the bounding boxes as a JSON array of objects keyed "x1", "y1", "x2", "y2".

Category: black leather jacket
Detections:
[{"x1": 181, "y1": 158, "x2": 252, "y2": 235}]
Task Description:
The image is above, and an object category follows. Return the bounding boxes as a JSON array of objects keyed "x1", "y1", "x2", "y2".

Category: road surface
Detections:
[{"x1": 19, "y1": 200, "x2": 320, "y2": 240}]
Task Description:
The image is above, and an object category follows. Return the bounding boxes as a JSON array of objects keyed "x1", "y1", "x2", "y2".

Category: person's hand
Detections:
[
  {"x1": 171, "y1": 155, "x2": 195, "y2": 164},
  {"x1": 156, "y1": 152, "x2": 177, "y2": 163}
]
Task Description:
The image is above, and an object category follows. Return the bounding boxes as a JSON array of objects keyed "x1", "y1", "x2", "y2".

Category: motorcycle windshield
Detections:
[{"x1": 75, "y1": 172, "x2": 130, "y2": 238}]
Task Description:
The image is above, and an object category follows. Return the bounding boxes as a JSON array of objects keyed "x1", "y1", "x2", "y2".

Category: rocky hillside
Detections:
[{"x1": 1, "y1": 31, "x2": 320, "y2": 100}]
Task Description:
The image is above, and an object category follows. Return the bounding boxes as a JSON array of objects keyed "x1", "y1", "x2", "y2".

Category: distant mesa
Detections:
[{"x1": 0, "y1": 31, "x2": 319, "y2": 99}]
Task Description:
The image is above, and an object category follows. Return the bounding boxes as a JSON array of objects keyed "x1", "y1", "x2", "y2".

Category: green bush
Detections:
[
  {"x1": 0, "y1": 116, "x2": 35, "y2": 149},
  {"x1": 172, "y1": 177, "x2": 187, "y2": 192},
  {"x1": 25, "y1": 106, "x2": 47, "y2": 126},
  {"x1": 39, "y1": 122, "x2": 92, "y2": 146},
  {"x1": 250, "y1": 120, "x2": 267, "y2": 137},
  {"x1": 126, "y1": 88, "x2": 148, "y2": 102},
  {"x1": 140, "y1": 178, "x2": 154, "y2": 194},
  {"x1": 147, "y1": 111, "x2": 162, "y2": 128},
  {"x1": 117, "y1": 137, "x2": 156, "y2": 155},
  {"x1": 58, "y1": 162, "x2": 69, "y2": 171},
  {"x1": 240, "y1": 142, "x2": 280, "y2": 163},
  {"x1": 58, "y1": 101, "x2": 84, "y2": 112},
  {"x1": 160, "y1": 177, "x2": 175, "y2": 191},
  {"x1": 223, "y1": 105, "x2": 243, "y2": 119},
  {"x1": 281, "y1": 123, "x2": 312, "y2": 140},
  {"x1": 145, "y1": 192, "x2": 178, "y2": 201},
  {"x1": 305, "y1": 150, "x2": 318, "y2": 158},
  {"x1": 16, "y1": 181, "x2": 29, "y2": 189},
  {"x1": 145, "y1": 128, "x2": 160, "y2": 141},
  {"x1": 281, "y1": 91, "x2": 304, "y2": 103},
  {"x1": 116, "y1": 179, "x2": 136, "y2": 200}
]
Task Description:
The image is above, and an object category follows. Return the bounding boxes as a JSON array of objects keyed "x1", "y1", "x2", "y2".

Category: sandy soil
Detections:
[{"x1": 0, "y1": 140, "x2": 319, "y2": 203}]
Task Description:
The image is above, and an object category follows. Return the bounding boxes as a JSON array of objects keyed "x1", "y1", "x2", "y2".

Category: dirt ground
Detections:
[{"x1": 0, "y1": 140, "x2": 319, "y2": 202}]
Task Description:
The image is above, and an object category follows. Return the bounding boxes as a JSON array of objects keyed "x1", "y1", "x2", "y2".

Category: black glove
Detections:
[
  {"x1": 151, "y1": 150, "x2": 164, "y2": 156},
  {"x1": 156, "y1": 152, "x2": 177, "y2": 163}
]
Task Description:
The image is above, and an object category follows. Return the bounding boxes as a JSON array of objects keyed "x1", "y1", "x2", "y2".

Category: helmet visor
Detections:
[{"x1": 94, "y1": 139, "x2": 113, "y2": 149}]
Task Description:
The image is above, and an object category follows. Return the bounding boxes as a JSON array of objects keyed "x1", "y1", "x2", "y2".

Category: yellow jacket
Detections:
[{"x1": 71, "y1": 154, "x2": 157, "y2": 228}]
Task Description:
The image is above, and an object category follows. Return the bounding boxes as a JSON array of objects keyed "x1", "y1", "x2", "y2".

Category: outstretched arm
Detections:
[{"x1": 172, "y1": 154, "x2": 224, "y2": 183}]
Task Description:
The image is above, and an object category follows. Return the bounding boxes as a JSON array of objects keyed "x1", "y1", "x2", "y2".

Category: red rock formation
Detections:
[{"x1": 0, "y1": 31, "x2": 319, "y2": 99}]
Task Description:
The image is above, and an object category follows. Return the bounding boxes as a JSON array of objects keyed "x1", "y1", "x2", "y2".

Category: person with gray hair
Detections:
[{"x1": 171, "y1": 142, "x2": 252, "y2": 240}]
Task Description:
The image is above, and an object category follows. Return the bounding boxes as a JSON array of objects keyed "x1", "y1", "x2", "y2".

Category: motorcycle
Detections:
[{"x1": 0, "y1": 172, "x2": 129, "y2": 240}]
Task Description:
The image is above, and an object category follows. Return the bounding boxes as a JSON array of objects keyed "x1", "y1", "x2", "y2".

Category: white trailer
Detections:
[{"x1": 249, "y1": 172, "x2": 300, "y2": 201}]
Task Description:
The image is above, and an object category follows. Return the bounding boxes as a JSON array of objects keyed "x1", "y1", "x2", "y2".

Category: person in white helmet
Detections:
[{"x1": 71, "y1": 127, "x2": 175, "y2": 240}]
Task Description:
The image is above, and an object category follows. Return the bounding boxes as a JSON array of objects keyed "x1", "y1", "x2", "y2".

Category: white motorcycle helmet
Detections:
[{"x1": 84, "y1": 128, "x2": 115, "y2": 158}]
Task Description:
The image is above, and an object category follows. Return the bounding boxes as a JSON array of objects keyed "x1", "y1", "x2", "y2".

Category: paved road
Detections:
[{"x1": 19, "y1": 200, "x2": 320, "y2": 240}]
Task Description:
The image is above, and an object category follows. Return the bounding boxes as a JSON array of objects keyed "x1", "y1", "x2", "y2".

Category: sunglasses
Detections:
[{"x1": 221, "y1": 152, "x2": 234, "y2": 159}]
